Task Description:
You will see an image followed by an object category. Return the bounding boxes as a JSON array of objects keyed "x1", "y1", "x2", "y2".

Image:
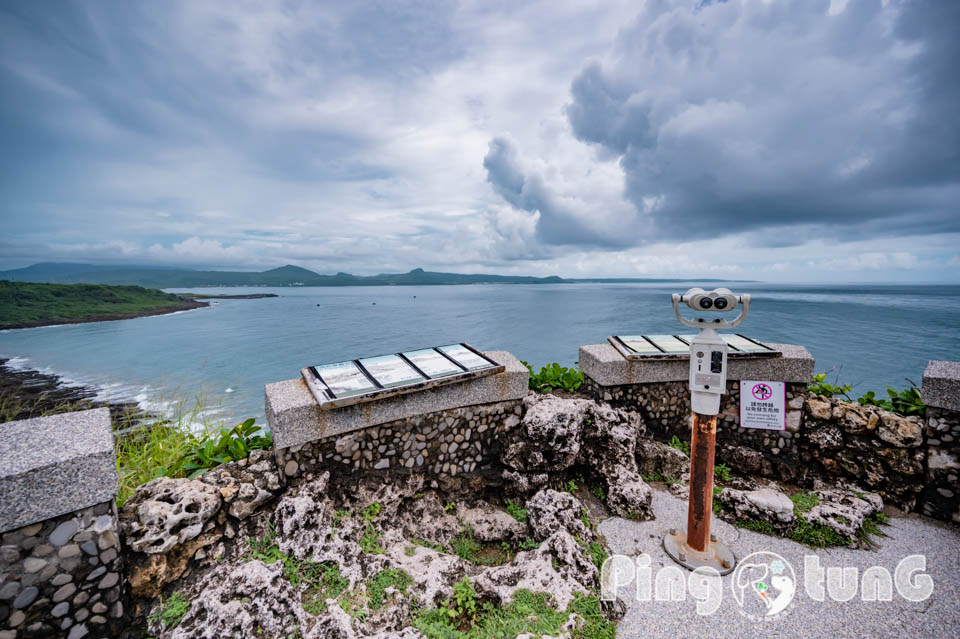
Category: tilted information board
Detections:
[
  {"x1": 607, "y1": 333, "x2": 779, "y2": 361},
  {"x1": 301, "y1": 342, "x2": 504, "y2": 410}
]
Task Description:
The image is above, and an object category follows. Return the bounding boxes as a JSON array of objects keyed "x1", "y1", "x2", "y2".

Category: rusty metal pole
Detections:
[{"x1": 686, "y1": 412, "x2": 717, "y2": 552}]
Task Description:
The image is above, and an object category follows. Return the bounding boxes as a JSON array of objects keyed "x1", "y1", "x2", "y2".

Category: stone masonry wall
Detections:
[
  {"x1": 801, "y1": 396, "x2": 926, "y2": 512},
  {"x1": 0, "y1": 501, "x2": 124, "y2": 639},
  {"x1": 276, "y1": 399, "x2": 523, "y2": 481},
  {"x1": 923, "y1": 406, "x2": 960, "y2": 522},
  {"x1": 581, "y1": 377, "x2": 807, "y2": 481}
]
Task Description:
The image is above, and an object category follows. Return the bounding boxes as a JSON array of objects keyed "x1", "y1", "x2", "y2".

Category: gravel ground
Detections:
[{"x1": 599, "y1": 486, "x2": 960, "y2": 639}]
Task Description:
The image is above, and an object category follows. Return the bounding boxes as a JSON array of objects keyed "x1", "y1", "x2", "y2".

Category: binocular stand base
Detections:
[{"x1": 663, "y1": 528, "x2": 736, "y2": 576}]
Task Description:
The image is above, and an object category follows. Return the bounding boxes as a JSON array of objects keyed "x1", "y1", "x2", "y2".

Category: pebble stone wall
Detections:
[
  {"x1": 0, "y1": 501, "x2": 124, "y2": 639},
  {"x1": 277, "y1": 399, "x2": 523, "y2": 480},
  {"x1": 923, "y1": 406, "x2": 960, "y2": 522},
  {"x1": 581, "y1": 377, "x2": 808, "y2": 480}
]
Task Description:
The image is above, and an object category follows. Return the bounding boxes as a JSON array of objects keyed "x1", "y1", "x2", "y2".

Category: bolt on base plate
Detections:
[{"x1": 662, "y1": 528, "x2": 736, "y2": 576}]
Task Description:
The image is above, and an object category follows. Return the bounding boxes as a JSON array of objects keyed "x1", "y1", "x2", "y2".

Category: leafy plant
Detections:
[
  {"x1": 714, "y1": 463, "x2": 731, "y2": 483},
  {"x1": 451, "y1": 577, "x2": 478, "y2": 621},
  {"x1": 668, "y1": 435, "x2": 690, "y2": 456},
  {"x1": 303, "y1": 563, "x2": 350, "y2": 614},
  {"x1": 590, "y1": 485, "x2": 607, "y2": 502},
  {"x1": 522, "y1": 361, "x2": 584, "y2": 393},
  {"x1": 114, "y1": 404, "x2": 272, "y2": 506},
  {"x1": 564, "y1": 479, "x2": 579, "y2": 494},
  {"x1": 517, "y1": 537, "x2": 539, "y2": 551},
  {"x1": 858, "y1": 382, "x2": 926, "y2": 417},
  {"x1": 150, "y1": 591, "x2": 190, "y2": 629},
  {"x1": 182, "y1": 418, "x2": 273, "y2": 478},
  {"x1": 367, "y1": 569, "x2": 413, "y2": 610},
  {"x1": 790, "y1": 491, "x2": 819, "y2": 514},
  {"x1": 808, "y1": 372, "x2": 852, "y2": 399},
  {"x1": 505, "y1": 500, "x2": 527, "y2": 523},
  {"x1": 451, "y1": 526, "x2": 481, "y2": 563}
]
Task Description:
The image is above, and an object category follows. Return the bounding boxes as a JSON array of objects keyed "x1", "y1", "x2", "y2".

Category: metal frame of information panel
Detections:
[
  {"x1": 607, "y1": 333, "x2": 779, "y2": 361},
  {"x1": 301, "y1": 342, "x2": 504, "y2": 410}
]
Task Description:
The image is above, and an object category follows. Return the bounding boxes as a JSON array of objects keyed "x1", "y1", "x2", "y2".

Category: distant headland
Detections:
[{"x1": 0, "y1": 262, "x2": 740, "y2": 289}]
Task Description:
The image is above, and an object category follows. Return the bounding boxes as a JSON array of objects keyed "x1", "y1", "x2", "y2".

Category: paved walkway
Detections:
[{"x1": 599, "y1": 487, "x2": 960, "y2": 639}]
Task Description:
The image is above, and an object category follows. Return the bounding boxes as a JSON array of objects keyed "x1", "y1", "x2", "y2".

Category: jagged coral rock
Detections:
[
  {"x1": 527, "y1": 489, "x2": 594, "y2": 542},
  {"x1": 503, "y1": 394, "x2": 654, "y2": 520},
  {"x1": 199, "y1": 449, "x2": 282, "y2": 520},
  {"x1": 273, "y1": 472, "x2": 386, "y2": 589},
  {"x1": 160, "y1": 561, "x2": 307, "y2": 639},
  {"x1": 385, "y1": 542, "x2": 467, "y2": 607},
  {"x1": 634, "y1": 439, "x2": 690, "y2": 480},
  {"x1": 121, "y1": 477, "x2": 222, "y2": 554},
  {"x1": 502, "y1": 395, "x2": 587, "y2": 472},
  {"x1": 473, "y1": 551, "x2": 588, "y2": 611},
  {"x1": 718, "y1": 487, "x2": 796, "y2": 531},
  {"x1": 457, "y1": 503, "x2": 528, "y2": 542},
  {"x1": 805, "y1": 484, "x2": 883, "y2": 539}
]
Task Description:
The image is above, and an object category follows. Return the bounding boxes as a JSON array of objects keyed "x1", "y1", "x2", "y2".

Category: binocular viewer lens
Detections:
[{"x1": 699, "y1": 298, "x2": 713, "y2": 309}]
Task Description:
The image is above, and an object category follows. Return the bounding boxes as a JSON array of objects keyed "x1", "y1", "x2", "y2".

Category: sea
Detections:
[{"x1": 1, "y1": 283, "x2": 958, "y2": 428}]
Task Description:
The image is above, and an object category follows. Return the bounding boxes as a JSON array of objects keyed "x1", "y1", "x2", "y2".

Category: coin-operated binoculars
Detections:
[{"x1": 663, "y1": 287, "x2": 750, "y2": 576}]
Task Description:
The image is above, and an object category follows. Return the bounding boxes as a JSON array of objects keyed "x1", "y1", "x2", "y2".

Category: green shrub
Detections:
[
  {"x1": 858, "y1": 383, "x2": 925, "y2": 417},
  {"x1": 522, "y1": 361, "x2": 584, "y2": 393},
  {"x1": 808, "y1": 372, "x2": 852, "y2": 399},
  {"x1": 114, "y1": 408, "x2": 272, "y2": 506}
]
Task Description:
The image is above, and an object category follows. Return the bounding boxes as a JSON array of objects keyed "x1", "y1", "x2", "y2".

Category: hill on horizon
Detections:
[{"x1": 0, "y1": 262, "x2": 734, "y2": 288}]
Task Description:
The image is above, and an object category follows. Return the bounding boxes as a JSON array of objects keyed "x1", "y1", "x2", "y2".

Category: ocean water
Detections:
[{"x1": 1, "y1": 283, "x2": 958, "y2": 427}]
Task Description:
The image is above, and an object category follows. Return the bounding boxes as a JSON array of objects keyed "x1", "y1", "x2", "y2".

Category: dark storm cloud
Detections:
[
  {"x1": 489, "y1": 0, "x2": 960, "y2": 248},
  {"x1": 483, "y1": 136, "x2": 636, "y2": 247}
]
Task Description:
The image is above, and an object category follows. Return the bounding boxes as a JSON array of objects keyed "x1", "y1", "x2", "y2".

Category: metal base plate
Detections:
[{"x1": 662, "y1": 529, "x2": 736, "y2": 575}]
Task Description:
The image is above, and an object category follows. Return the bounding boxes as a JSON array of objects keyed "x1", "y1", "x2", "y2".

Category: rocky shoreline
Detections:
[
  {"x1": 0, "y1": 357, "x2": 146, "y2": 428},
  {"x1": 0, "y1": 299, "x2": 209, "y2": 331}
]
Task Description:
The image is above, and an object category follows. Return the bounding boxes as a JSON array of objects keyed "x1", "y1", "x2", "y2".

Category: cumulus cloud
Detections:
[
  {"x1": 0, "y1": 0, "x2": 956, "y2": 281},
  {"x1": 489, "y1": 0, "x2": 960, "y2": 248}
]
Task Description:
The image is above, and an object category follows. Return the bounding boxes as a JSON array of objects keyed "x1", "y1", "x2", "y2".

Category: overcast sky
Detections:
[{"x1": 1, "y1": 0, "x2": 957, "y2": 282}]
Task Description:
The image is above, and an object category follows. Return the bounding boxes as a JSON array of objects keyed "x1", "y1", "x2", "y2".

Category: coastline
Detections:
[
  {"x1": 0, "y1": 299, "x2": 209, "y2": 331},
  {"x1": 0, "y1": 357, "x2": 146, "y2": 428}
]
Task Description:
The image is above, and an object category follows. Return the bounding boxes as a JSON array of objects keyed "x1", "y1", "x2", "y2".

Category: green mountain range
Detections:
[{"x1": 0, "y1": 263, "x2": 733, "y2": 288}]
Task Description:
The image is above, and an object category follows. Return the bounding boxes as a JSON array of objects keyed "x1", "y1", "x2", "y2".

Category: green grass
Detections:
[
  {"x1": 505, "y1": 500, "x2": 527, "y2": 523},
  {"x1": 367, "y1": 569, "x2": 414, "y2": 610},
  {"x1": 149, "y1": 591, "x2": 190, "y2": 629},
  {"x1": 789, "y1": 491, "x2": 819, "y2": 514},
  {"x1": 415, "y1": 589, "x2": 615, "y2": 639},
  {"x1": 586, "y1": 541, "x2": 608, "y2": 572},
  {"x1": 114, "y1": 402, "x2": 272, "y2": 506},
  {"x1": 788, "y1": 516, "x2": 850, "y2": 547},
  {"x1": 0, "y1": 280, "x2": 190, "y2": 328},
  {"x1": 359, "y1": 502, "x2": 385, "y2": 554},
  {"x1": 247, "y1": 521, "x2": 349, "y2": 614},
  {"x1": 668, "y1": 435, "x2": 690, "y2": 456},
  {"x1": 738, "y1": 520, "x2": 775, "y2": 534}
]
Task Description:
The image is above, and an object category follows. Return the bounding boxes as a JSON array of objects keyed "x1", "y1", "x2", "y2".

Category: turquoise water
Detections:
[{"x1": 1, "y1": 283, "x2": 958, "y2": 427}]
